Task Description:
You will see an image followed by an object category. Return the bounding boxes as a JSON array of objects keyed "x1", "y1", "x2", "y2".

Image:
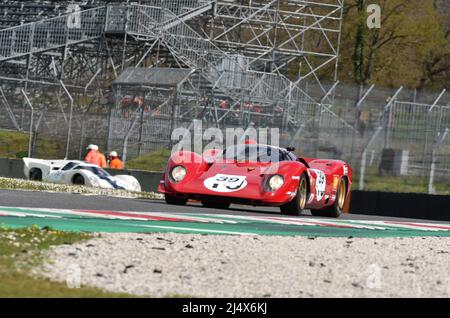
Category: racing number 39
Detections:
[
  {"x1": 213, "y1": 176, "x2": 244, "y2": 190},
  {"x1": 204, "y1": 174, "x2": 248, "y2": 193}
]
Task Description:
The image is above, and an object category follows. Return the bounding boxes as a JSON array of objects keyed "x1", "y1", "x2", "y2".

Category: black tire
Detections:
[
  {"x1": 72, "y1": 174, "x2": 85, "y2": 185},
  {"x1": 29, "y1": 168, "x2": 42, "y2": 181},
  {"x1": 165, "y1": 194, "x2": 188, "y2": 206},
  {"x1": 311, "y1": 177, "x2": 347, "y2": 218},
  {"x1": 280, "y1": 172, "x2": 308, "y2": 216},
  {"x1": 201, "y1": 200, "x2": 231, "y2": 209}
]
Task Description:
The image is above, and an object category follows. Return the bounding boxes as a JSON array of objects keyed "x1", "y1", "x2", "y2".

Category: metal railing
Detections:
[{"x1": 0, "y1": 6, "x2": 107, "y2": 62}]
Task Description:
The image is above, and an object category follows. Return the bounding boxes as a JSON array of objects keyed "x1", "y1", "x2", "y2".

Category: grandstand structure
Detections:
[{"x1": 0, "y1": 0, "x2": 344, "y2": 156}]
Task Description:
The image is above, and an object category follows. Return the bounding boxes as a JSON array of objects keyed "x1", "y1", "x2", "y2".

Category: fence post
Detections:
[
  {"x1": 423, "y1": 89, "x2": 447, "y2": 175},
  {"x1": 122, "y1": 115, "x2": 140, "y2": 167},
  {"x1": 0, "y1": 87, "x2": 20, "y2": 131},
  {"x1": 59, "y1": 80, "x2": 74, "y2": 159},
  {"x1": 350, "y1": 84, "x2": 375, "y2": 163},
  {"x1": 20, "y1": 89, "x2": 34, "y2": 158},
  {"x1": 318, "y1": 81, "x2": 339, "y2": 126},
  {"x1": 382, "y1": 87, "x2": 403, "y2": 150},
  {"x1": 428, "y1": 89, "x2": 447, "y2": 113},
  {"x1": 359, "y1": 126, "x2": 382, "y2": 190},
  {"x1": 428, "y1": 128, "x2": 449, "y2": 195},
  {"x1": 313, "y1": 81, "x2": 339, "y2": 157}
]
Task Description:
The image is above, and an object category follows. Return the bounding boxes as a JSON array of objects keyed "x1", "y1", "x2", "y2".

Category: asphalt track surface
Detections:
[{"x1": 1, "y1": 188, "x2": 448, "y2": 224}]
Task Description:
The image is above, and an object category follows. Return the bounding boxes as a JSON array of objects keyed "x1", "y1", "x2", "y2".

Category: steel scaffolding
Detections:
[{"x1": 0, "y1": 0, "x2": 345, "y2": 157}]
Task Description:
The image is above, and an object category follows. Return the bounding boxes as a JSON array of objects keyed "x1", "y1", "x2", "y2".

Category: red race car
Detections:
[{"x1": 158, "y1": 142, "x2": 352, "y2": 218}]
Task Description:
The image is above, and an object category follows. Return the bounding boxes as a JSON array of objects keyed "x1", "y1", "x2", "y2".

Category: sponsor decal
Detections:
[
  {"x1": 311, "y1": 169, "x2": 326, "y2": 201},
  {"x1": 343, "y1": 165, "x2": 348, "y2": 175},
  {"x1": 203, "y1": 174, "x2": 247, "y2": 193}
]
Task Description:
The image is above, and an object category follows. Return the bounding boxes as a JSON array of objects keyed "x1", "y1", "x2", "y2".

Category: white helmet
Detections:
[
  {"x1": 87, "y1": 144, "x2": 98, "y2": 151},
  {"x1": 109, "y1": 151, "x2": 118, "y2": 157}
]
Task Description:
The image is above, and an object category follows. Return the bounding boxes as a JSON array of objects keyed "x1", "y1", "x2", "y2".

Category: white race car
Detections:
[{"x1": 23, "y1": 158, "x2": 141, "y2": 192}]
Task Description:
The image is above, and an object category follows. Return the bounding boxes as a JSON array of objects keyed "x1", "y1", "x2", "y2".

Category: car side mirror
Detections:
[{"x1": 286, "y1": 147, "x2": 295, "y2": 152}]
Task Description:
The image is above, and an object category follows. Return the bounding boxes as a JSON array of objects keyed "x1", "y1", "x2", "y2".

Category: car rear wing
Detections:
[{"x1": 22, "y1": 158, "x2": 67, "y2": 179}]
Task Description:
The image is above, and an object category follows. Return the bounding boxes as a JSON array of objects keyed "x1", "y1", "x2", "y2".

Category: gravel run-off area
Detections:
[{"x1": 38, "y1": 233, "x2": 450, "y2": 298}]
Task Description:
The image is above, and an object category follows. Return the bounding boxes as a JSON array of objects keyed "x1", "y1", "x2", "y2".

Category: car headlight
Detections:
[
  {"x1": 170, "y1": 166, "x2": 187, "y2": 183},
  {"x1": 267, "y1": 174, "x2": 284, "y2": 191}
]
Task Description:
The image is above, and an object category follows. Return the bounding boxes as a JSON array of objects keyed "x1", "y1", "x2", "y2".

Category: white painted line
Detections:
[
  {"x1": 0, "y1": 206, "x2": 239, "y2": 224},
  {"x1": 0, "y1": 211, "x2": 62, "y2": 219},
  {"x1": 344, "y1": 220, "x2": 449, "y2": 232},
  {"x1": 108, "y1": 222, "x2": 258, "y2": 236},
  {"x1": 210, "y1": 214, "x2": 385, "y2": 229},
  {"x1": 0, "y1": 208, "x2": 245, "y2": 224},
  {"x1": 122, "y1": 212, "x2": 239, "y2": 224},
  {"x1": 297, "y1": 218, "x2": 386, "y2": 230},
  {"x1": 0, "y1": 208, "x2": 151, "y2": 221}
]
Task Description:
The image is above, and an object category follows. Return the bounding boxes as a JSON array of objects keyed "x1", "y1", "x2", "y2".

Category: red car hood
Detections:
[{"x1": 174, "y1": 161, "x2": 276, "y2": 199}]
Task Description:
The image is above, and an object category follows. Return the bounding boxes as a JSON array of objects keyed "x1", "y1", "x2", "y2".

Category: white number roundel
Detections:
[
  {"x1": 311, "y1": 169, "x2": 326, "y2": 201},
  {"x1": 203, "y1": 174, "x2": 247, "y2": 193}
]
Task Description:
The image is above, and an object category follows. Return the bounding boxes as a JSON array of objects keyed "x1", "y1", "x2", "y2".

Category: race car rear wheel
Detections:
[
  {"x1": 165, "y1": 194, "x2": 188, "y2": 206},
  {"x1": 29, "y1": 168, "x2": 42, "y2": 181},
  {"x1": 311, "y1": 177, "x2": 347, "y2": 218},
  {"x1": 201, "y1": 200, "x2": 231, "y2": 210},
  {"x1": 72, "y1": 174, "x2": 85, "y2": 185},
  {"x1": 280, "y1": 173, "x2": 308, "y2": 216}
]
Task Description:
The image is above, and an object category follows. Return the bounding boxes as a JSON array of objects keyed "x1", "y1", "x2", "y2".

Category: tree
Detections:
[{"x1": 339, "y1": 0, "x2": 449, "y2": 90}]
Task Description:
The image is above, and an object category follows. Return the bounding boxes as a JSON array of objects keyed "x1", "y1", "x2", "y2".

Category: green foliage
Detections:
[
  {"x1": 0, "y1": 130, "x2": 30, "y2": 158},
  {"x1": 126, "y1": 149, "x2": 171, "y2": 171},
  {"x1": 339, "y1": 0, "x2": 449, "y2": 89},
  {"x1": 0, "y1": 129, "x2": 64, "y2": 159}
]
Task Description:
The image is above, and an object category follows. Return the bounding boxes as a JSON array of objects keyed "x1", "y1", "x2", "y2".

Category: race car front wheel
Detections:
[
  {"x1": 165, "y1": 194, "x2": 188, "y2": 206},
  {"x1": 280, "y1": 173, "x2": 308, "y2": 216},
  {"x1": 311, "y1": 177, "x2": 347, "y2": 218}
]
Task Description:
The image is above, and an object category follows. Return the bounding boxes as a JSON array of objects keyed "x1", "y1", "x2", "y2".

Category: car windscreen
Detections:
[
  {"x1": 223, "y1": 145, "x2": 288, "y2": 163},
  {"x1": 74, "y1": 166, "x2": 110, "y2": 177},
  {"x1": 62, "y1": 162, "x2": 78, "y2": 171}
]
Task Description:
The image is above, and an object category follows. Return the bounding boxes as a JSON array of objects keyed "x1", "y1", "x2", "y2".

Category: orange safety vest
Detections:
[
  {"x1": 99, "y1": 153, "x2": 107, "y2": 168},
  {"x1": 84, "y1": 150, "x2": 102, "y2": 166},
  {"x1": 109, "y1": 157, "x2": 124, "y2": 170}
]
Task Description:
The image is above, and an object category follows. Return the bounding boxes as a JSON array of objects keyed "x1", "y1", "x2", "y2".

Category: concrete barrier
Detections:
[
  {"x1": 0, "y1": 158, "x2": 163, "y2": 193},
  {"x1": 0, "y1": 158, "x2": 24, "y2": 179},
  {"x1": 349, "y1": 190, "x2": 450, "y2": 222}
]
